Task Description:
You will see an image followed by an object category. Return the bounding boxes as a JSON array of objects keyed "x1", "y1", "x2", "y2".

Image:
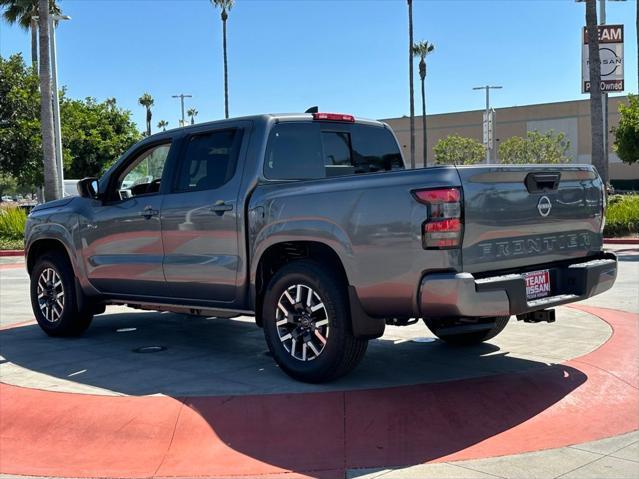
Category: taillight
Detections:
[
  {"x1": 413, "y1": 187, "x2": 463, "y2": 249},
  {"x1": 312, "y1": 112, "x2": 355, "y2": 122}
]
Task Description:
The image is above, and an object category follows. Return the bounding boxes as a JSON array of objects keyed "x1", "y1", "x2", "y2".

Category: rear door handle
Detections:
[
  {"x1": 140, "y1": 206, "x2": 159, "y2": 219},
  {"x1": 210, "y1": 201, "x2": 233, "y2": 215}
]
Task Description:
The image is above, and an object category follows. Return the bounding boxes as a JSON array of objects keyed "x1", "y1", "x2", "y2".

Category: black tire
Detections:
[
  {"x1": 30, "y1": 251, "x2": 93, "y2": 337},
  {"x1": 425, "y1": 316, "x2": 510, "y2": 346},
  {"x1": 262, "y1": 260, "x2": 368, "y2": 383}
]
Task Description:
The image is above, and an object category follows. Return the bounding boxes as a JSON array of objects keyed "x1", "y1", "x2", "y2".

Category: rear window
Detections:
[{"x1": 264, "y1": 122, "x2": 404, "y2": 180}]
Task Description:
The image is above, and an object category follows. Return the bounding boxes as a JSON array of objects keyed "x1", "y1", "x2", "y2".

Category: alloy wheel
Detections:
[
  {"x1": 37, "y1": 267, "x2": 65, "y2": 323},
  {"x1": 275, "y1": 284, "x2": 330, "y2": 361}
]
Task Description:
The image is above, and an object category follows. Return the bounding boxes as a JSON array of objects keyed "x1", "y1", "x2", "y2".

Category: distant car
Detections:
[{"x1": 1, "y1": 195, "x2": 14, "y2": 202}]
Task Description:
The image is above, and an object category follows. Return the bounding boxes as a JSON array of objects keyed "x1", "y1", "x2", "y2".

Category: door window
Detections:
[
  {"x1": 116, "y1": 143, "x2": 171, "y2": 200},
  {"x1": 174, "y1": 129, "x2": 243, "y2": 192}
]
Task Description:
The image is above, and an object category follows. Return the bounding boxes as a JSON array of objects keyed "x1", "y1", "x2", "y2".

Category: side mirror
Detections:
[{"x1": 77, "y1": 177, "x2": 99, "y2": 199}]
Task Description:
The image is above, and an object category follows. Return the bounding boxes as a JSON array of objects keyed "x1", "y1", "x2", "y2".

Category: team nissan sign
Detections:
[{"x1": 582, "y1": 24, "x2": 624, "y2": 93}]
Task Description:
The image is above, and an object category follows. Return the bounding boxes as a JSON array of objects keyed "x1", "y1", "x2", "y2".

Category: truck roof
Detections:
[{"x1": 156, "y1": 113, "x2": 386, "y2": 136}]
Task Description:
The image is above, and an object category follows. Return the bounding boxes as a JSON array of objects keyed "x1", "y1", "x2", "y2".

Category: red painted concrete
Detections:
[
  {"x1": 0, "y1": 306, "x2": 637, "y2": 478},
  {"x1": 604, "y1": 238, "x2": 639, "y2": 245},
  {"x1": 0, "y1": 262, "x2": 24, "y2": 270},
  {"x1": 0, "y1": 250, "x2": 24, "y2": 257},
  {"x1": 0, "y1": 319, "x2": 36, "y2": 330}
]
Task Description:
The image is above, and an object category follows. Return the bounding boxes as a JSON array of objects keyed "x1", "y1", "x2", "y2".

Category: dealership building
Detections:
[{"x1": 383, "y1": 95, "x2": 637, "y2": 190}]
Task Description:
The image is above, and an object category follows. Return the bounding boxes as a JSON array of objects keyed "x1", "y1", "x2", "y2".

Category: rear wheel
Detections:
[
  {"x1": 425, "y1": 316, "x2": 510, "y2": 346},
  {"x1": 262, "y1": 260, "x2": 368, "y2": 383},
  {"x1": 30, "y1": 252, "x2": 93, "y2": 336}
]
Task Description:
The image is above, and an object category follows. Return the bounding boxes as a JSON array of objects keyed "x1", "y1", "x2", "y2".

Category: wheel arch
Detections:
[
  {"x1": 253, "y1": 241, "x2": 349, "y2": 318},
  {"x1": 26, "y1": 237, "x2": 75, "y2": 275},
  {"x1": 252, "y1": 240, "x2": 384, "y2": 338}
]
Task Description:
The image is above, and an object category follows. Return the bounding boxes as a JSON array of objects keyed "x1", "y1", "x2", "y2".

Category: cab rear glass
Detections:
[{"x1": 264, "y1": 122, "x2": 404, "y2": 180}]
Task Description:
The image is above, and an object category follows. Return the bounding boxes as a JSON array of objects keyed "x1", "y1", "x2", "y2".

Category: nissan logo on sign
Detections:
[{"x1": 538, "y1": 196, "x2": 552, "y2": 217}]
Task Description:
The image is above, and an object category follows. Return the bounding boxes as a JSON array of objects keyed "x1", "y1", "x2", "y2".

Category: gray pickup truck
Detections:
[{"x1": 25, "y1": 112, "x2": 617, "y2": 382}]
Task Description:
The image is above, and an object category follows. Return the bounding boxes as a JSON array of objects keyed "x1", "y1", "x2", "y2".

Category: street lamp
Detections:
[
  {"x1": 473, "y1": 85, "x2": 502, "y2": 164},
  {"x1": 33, "y1": 14, "x2": 71, "y2": 196}
]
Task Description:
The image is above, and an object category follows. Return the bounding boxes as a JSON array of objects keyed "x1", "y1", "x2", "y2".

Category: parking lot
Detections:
[{"x1": 0, "y1": 244, "x2": 637, "y2": 478}]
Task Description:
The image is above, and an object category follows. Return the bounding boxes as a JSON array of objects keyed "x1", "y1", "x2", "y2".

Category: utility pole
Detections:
[
  {"x1": 473, "y1": 85, "x2": 502, "y2": 164},
  {"x1": 407, "y1": 0, "x2": 415, "y2": 169},
  {"x1": 172, "y1": 94, "x2": 192, "y2": 127}
]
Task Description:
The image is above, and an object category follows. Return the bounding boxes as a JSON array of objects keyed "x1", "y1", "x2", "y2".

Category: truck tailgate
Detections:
[{"x1": 457, "y1": 165, "x2": 605, "y2": 274}]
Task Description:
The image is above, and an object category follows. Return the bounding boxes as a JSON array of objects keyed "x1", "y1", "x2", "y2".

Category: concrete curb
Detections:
[
  {"x1": 604, "y1": 238, "x2": 639, "y2": 245},
  {"x1": 0, "y1": 250, "x2": 23, "y2": 257}
]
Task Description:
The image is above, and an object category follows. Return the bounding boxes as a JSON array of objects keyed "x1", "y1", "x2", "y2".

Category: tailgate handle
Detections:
[{"x1": 525, "y1": 172, "x2": 561, "y2": 193}]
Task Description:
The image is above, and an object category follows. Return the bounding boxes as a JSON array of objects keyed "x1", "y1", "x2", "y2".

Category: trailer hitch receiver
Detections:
[{"x1": 516, "y1": 309, "x2": 556, "y2": 323}]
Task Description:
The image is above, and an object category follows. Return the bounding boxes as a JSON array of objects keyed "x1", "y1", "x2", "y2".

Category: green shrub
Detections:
[
  {"x1": 604, "y1": 194, "x2": 639, "y2": 237},
  {"x1": 0, "y1": 236, "x2": 23, "y2": 250},
  {"x1": 0, "y1": 205, "x2": 27, "y2": 240}
]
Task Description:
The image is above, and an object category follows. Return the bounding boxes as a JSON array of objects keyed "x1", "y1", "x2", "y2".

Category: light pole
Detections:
[
  {"x1": 172, "y1": 94, "x2": 192, "y2": 127},
  {"x1": 473, "y1": 85, "x2": 502, "y2": 164},
  {"x1": 33, "y1": 14, "x2": 70, "y2": 196},
  {"x1": 50, "y1": 14, "x2": 70, "y2": 195}
]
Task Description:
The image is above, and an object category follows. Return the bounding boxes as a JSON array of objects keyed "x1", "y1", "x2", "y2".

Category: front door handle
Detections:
[
  {"x1": 140, "y1": 206, "x2": 159, "y2": 219},
  {"x1": 210, "y1": 201, "x2": 233, "y2": 216}
]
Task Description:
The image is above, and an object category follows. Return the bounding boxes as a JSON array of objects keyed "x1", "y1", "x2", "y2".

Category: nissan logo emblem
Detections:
[{"x1": 538, "y1": 196, "x2": 552, "y2": 217}]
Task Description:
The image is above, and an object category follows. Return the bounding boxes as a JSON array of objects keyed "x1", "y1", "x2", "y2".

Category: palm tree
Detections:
[
  {"x1": 138, "y1": 93, "x2": 154, "y2": 136},
  {"x1": 407, "y1": 0, "x2": 415, "y2": 169},
  {"x1": 157, "y1": 120, "x2": 169, "y2": 132},
  {"x1": 212, "y1": 0, "x2": 233, "y2": 119},
  {"x1": 187, "y1": 108, "x2": 198, "y2": 125},
  {"x1": 0, "y1": 0, "x2": 60, "y2": 69},
  {"x1": 37, "y1": 0, "x2": 59, "y2": 200},
  {"x1": 412, "y1": 41, "x2": 435, "y2": 168},
  {"x1": 585, "y1": 0, "x2": 606, "y2": 184}
]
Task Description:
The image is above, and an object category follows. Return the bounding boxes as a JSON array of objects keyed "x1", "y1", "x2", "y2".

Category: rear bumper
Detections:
[{"x1": 418, "y1": 252, "x2": 617, "y2": 318}]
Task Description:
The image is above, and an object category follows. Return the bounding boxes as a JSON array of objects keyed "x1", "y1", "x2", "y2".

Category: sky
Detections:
[{"x1": 0, "y1": 0, "x2": 637, "y2": 132}]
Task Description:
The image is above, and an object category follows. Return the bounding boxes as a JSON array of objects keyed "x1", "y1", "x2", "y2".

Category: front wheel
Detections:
[
  {"x1": 425, "y1": 316, "x2": 510, "y2": 346},
  {"x1": 262, "y1": 260, "x2": 368, "y2": 383},
  {"x1": 30, "y1": 252, "x2": 93, "y2": 337}
]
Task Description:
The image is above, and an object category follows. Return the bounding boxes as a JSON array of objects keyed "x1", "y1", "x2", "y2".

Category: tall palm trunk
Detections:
[
  {"x1": 586, "y1": 0, "x2": 606, "y2": 184},
  {"x1": 145, "y1": 107, "x2": 151, "y2": 136},
  {"x1": 407, "y1": 0, "x2": 415, "y2": 169},
  {"x1": 30, "y1": 18, "x2": 38, "y2": 70},
  {"x1": 222, "y1": 11, "x2": 229, "y2": 119},
  {"x1": 38, "y1": 0, "x2": 60, "y2": 201},
  {"x1": 419, "y1": 59, "x2": 427, "y2": 167}
]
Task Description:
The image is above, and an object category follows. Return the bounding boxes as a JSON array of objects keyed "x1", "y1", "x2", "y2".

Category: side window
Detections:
[
  {"x1": 323, "y1": 131, "x2": 355, "y2": 177},
  {"x1": 116, "y1": 143, "x2": 171, "y2": 200},
  {"x1": 264, "y1": 123, "x2": 324, "y2": 180},
  {"x1": 351, "y1": 125, "x2": 404, "y2": 173},
  {"x1": 175, "y1": 129, "x2": 242, "y2": 192}
]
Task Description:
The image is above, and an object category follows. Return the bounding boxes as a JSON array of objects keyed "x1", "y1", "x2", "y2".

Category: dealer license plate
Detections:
[{"x1": 524, "y1": 270, "x2": 551, "y2": 300}]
